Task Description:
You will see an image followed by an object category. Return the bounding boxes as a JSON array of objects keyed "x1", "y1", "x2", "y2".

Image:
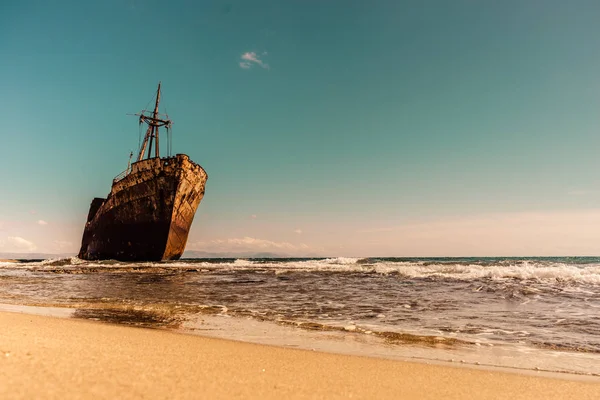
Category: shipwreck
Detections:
[{"x1": 78, "y1": 83, "x2": 208, "y2": 261}]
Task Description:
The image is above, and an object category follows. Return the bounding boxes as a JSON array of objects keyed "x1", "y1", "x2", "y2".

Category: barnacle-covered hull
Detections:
[{"x1": 78, "y1": 154, "x2": 207, "y2": 261}]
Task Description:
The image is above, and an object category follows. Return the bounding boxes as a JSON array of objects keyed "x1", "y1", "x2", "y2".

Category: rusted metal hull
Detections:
[{"x1": 78, "y1": 154, "x2": 207, "y2": 261}]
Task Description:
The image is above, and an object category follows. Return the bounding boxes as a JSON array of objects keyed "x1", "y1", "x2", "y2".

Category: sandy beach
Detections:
[{"x1": 0, "y1": 311, "x2": 598, "y2": 399}]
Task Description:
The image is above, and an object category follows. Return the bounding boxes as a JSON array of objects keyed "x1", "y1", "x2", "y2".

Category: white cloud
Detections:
[
  {"x1": 355, "y1": 227, "x2": 394, "y2": 234},
  {"x1": 250, "y1": 214, "x2": 257, "y2": 219},
  {"x1": 294, "y1": 229, "x2": 302, "y2": 234},
  {"x1": 37, "y1": 220, "x2": 48, "y2": 225},
  {"x1": 239, "y1": 51, "x2": 269, "y2": 69},
  {"x1": 189, "y1": 236, "x2": 309, "y2": 254},
  {"x1": 53, "y1": 240, "x2": 73, "y2": 250},
  {"x1": 567, "y1": 189, "x2": 589, "y2": 196},
  {"x1": 241, "y1": 51, "x2": 260, "y2": 63},
  {"x1": 0, "y1": 236, "x2": 37, "y2": 252},
  {"x1": 353, "y1": 209, "x2": 600, "y2": 256}
]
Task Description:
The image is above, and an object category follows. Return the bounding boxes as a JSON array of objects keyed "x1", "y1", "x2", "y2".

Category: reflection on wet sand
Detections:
[{"x1": 73, "y1": 307, "x2": 180, "y2": 329}]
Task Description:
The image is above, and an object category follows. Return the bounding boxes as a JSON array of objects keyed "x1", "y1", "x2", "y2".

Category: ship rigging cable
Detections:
[
  {"x1": 129, "y1": 83, "x2": 173, "y2": 161},
  {"x1": 164, "y1": 104, "x2": 171, "y2": 157},
  {"x1": 138, "y1": 122, "x2": 143, "y2": 156}
]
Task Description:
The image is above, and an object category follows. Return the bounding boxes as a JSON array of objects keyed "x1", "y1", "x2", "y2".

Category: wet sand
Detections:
[{"x1": 1, "y1": 311, "x2": 598, "y2": 399}]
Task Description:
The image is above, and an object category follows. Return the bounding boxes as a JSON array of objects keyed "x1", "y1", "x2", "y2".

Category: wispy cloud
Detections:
[
  {"x1": 37, "y1": 220, "x2": 48, "y2": 225},
  {"x1": 250, "y1": 214, "x2": 257, "y2": 219},
  {"x1": 567, "y1": 189, "x2": 589, "y2": 196},
  {"x1": 355, "y1": 227, "x2": 395, "y2": 234},
  {"x1": 189, "y1": 236, "x2": 309, "y2": 254},
  {"x1": 0, "y1": 236, "x2": 37, "y2": 252},
  {"x1": 294, "y1": 229, "x2": 302, "y2": 234},
  {"x1": 239, "y1": 51, "x2": 269, "y2": 70},
  {"x1": 53, "y1": 240, "x2": 73, "y2": 250},
  {"x1": 351, "y1": 210, "x2": 600, "y2": 256}
]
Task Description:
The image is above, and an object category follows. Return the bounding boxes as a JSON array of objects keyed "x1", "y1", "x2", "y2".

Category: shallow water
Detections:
[{"x1": 1, "y1": 256, "x2": 599, "y2": 376}]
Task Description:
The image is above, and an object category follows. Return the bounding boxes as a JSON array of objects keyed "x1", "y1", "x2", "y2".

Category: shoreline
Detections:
[
  {"x1": 2, "y1": 302, "x2": 597, "y2": 379},
  {"x1": 1, "y1": 310, "x2": 599, "y2": 399}
]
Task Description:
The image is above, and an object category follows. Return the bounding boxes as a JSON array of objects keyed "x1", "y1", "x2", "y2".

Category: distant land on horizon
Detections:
[
  {"x1": 0, "y1": 253, "x2": 76, "y2": 261},
  {"x1": 0, "y1": 251, "x2": 323, "y2": 260},
  {"x1": 4, "y1": 252, "x2": 597, "y2": 261},
  {"x1": 183, "y1": 250, "x2": 298, "y2": 259}
]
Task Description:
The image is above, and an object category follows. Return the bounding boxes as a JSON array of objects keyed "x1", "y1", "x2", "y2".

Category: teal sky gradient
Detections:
[{"x1": 2, "y1": 1, "x2": 600, "y2": 256}]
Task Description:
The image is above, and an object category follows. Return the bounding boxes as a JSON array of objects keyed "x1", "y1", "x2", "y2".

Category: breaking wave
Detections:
[
  {"x1": 201, "y1": 258, "x2": 600, "y2": 285},
  {"x1": 1, "y1": 256, "x2": 599, "y2": 285}
]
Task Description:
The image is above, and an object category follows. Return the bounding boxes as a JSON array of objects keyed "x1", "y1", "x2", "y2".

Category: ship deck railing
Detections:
[{"x1": 113, "y1": 169, "x2": 130, "y2": 184}]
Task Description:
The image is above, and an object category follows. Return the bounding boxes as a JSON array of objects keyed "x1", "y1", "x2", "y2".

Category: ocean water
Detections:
[{"x1": 1, "y1": 256, "x2": 599, "y2": 377}]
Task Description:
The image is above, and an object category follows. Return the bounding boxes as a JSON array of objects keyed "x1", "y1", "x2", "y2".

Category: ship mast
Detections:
[{"x1": 136, "y1": 82, "x2": 172, "y2": 161}]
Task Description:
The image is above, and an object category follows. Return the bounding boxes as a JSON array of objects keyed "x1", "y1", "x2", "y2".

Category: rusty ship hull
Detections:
[{"x1": 78, "y1": 154, "x2": 207, "y2": 261}]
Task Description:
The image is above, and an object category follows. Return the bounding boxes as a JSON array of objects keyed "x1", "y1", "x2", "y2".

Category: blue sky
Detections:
[{"x1": 2, "y1": 1, "x2": 600, "y2": 256}]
